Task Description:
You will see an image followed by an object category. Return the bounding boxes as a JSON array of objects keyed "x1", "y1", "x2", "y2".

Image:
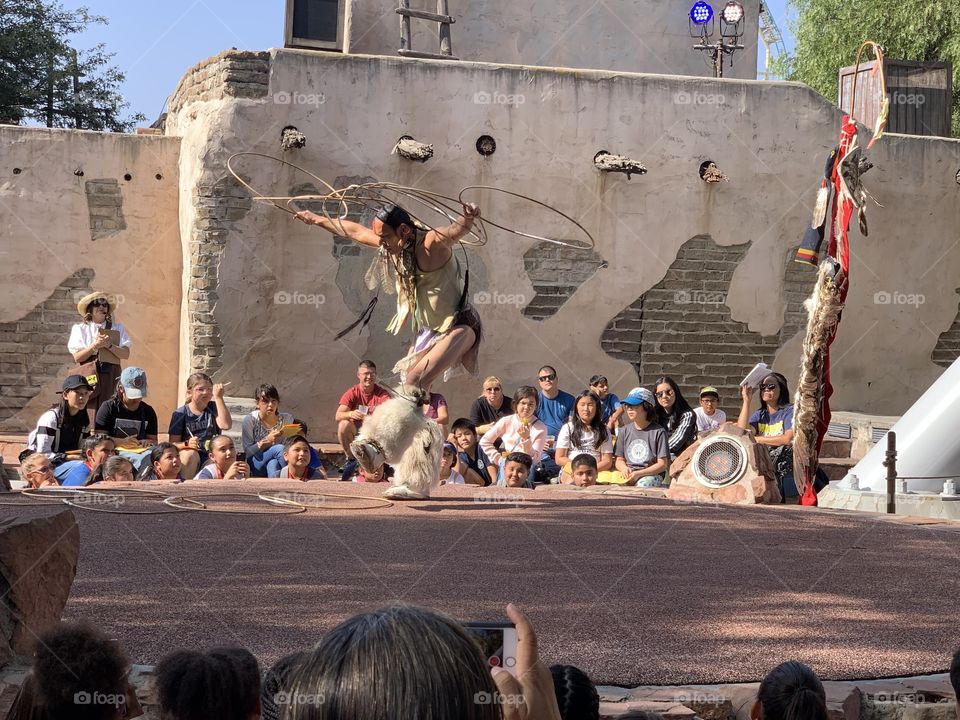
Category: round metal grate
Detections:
[{"x1": 692, "y1": 436, "x2": 748, "y2": 488}]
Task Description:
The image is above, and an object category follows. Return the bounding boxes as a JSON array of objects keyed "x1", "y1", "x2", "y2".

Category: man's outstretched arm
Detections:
[
  {"x1": 295, "y1": 211, "x2": 381, "y2": 248},
  {"x1": 424, "y1": 203, "x2": 481, "y2": 249}
]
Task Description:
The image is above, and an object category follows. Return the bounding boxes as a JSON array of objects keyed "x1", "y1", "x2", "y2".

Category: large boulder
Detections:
[{"x1": 0, "y1": 510, "x2": 80, "y2": 665}]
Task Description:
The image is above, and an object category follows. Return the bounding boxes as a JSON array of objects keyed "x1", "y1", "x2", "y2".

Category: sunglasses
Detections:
[
  {"x1": 30, "y1": 465, "x2": 54, "y2": 474},
  {"x1": 538, "y1": 374, "x2": 557, "y2": 382},
  {"x1": 90, "y1": 301, "x2": 110, "y2": 308},
  {"x1": 761, "y1": 383, "x2": 779, "y2": 391},
  {"x1": 655, "y1": 390, "x2": 674, "y2": 398}
]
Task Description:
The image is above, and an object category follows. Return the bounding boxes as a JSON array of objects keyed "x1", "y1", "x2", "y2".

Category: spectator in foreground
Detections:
[
  {"x1": 653, "y1": 376, "x2": 697, "y2": 461},
  {"x1": 555, "y1": 391, "x2": 613, "y2": 484},
  {"x1": 694, "y1": 386, "x2": 726, "y2": 434},
  {"x1": 501, "y1": 451, "x2": 534, "y2": 489},
  {"x1": 261, "y1": 651, "x2": 309, "y2": 720},
  {"x1": 277, "y1": 435, "x2": 326, "y2": 480},
  {"x1": 335, "y1": 360, "x2": 391, "y2": 478},
  {"x1": 155, "y1": 646, "x2": 261, "y2": 720},
  {"x1": 19, "y1": 452, "x2": 57, "y2": 489},
  {"x1": 750, "y1": 661, "x2": 828, "y2": 720},
  {"x1": 283, "y1": 603, "x2": 560, "y2": 720},
  {"x1": 614, "y1": 388, "x2": 669, "y2": 487},
  {"x1": 168, "y1": 373, "x2": 232, "y2": 479},
  {"x1": 139, "y1": 442, "x2": 183, "y2": 482},
  {"x1": 551, "y1": 664, "x2": 599, "y2": 720},
  {"x1": 9, "y1": 620, "x2": 138, "y2": 720},
  {"x1": 565, "y1": 454, "x2": 599, "y2": 487},
  {"x1": 948, "y1": 646, "x2": 959, "y2": 720},
  {"x1": 479, "y1": 386, "x2": 546, "y2": 485}
]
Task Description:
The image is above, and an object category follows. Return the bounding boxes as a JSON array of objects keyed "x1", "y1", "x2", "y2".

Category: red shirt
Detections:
[{"x1": 339, "y1": 384, "x2": 391, "y2": 427}]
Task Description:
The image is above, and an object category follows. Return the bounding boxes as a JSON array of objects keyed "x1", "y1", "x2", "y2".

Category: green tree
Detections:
[
  {"x1": 781, "y1": 0, "x2": 960, "y2": 136},
  {"x1": 0, "y1": 0, "x2": 145, "y2": 131}
]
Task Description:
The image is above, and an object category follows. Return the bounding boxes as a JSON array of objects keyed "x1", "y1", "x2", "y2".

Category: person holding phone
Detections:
[{"x1": 195, "y1": 436, "x2": 249, "y2": 480}]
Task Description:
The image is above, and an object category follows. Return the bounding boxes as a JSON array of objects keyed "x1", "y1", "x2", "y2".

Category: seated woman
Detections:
[
  {"x1": 27, "y1": 376, "x2": 93, "y2": 477},
  {"x1": 95, "y1": 367, "x2": 158, "y2": 472},
  {"x1": 469, "y1": 375, "x2": 512, "y2": 436},
  {"x1": 18, "y1": 453, "x2": 57, "y2": 489},
  {"x1": 424, "y1": 390, "x2": 450, "y2": 439},
  {"x1": 59, "y1": 435, "x2": 116, "y2": 487},
  {"x1": 196, "y1": 435, "x2": 250, "y2": 480},
  {"x1": 589, "y1": 375, "x2": 623, "y2": 433},
  {"x1": 478, "y1": 385, "x2": 547, "y2": 485},
  {"x1": 555, "y1": 391, "x2": 614, "y2": 484},
  {"x1": 242, "y1": 383, "x2": 305, "y2": 477},
  {"x1": 139, "y1": 442, "x2": 184, "y2": 482},
  {"x1": 751, "y1": 661, "x2": 828, "y2": 720},
  {"x1": 283, "y1": 603, "x2": 560, "y2": 720},
  {"x1": 737, "y1": 371, "x2": 796, "y2": 502},
  {"x1": 168, "y1": 372, "x2": 232, "y2": 480},
  {"x1": 276, "y1": 435, "x2": 326, "y2": 480},
  {"x1": 653, "y1": 376, "x2": 697, "y2": 463}
]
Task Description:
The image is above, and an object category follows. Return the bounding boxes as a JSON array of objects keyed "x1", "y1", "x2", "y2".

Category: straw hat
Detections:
[{"x1": 75, "y1": 291, "x2": 111, "y2": 318}]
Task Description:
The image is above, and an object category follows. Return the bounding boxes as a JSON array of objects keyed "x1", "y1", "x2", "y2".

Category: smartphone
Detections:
[
  {"x1": 236, "y1": 452, "x2": 246, "y2": 462},
  {"x1": 463, "y1": 621, "x2": 518, "y2": 675}
]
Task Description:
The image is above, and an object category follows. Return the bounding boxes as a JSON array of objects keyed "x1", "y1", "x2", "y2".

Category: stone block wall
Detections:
[
  {"x1": 84, "y1": 179, "x2": 127, "y2": 240},
  {"x1": 168, "y1": 50, "x2": 270, "y2": 117}
]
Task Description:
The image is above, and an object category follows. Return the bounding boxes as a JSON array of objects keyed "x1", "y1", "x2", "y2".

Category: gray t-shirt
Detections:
[{"x1": 615, "y1": 422, "x2": 669, "y2": 471}]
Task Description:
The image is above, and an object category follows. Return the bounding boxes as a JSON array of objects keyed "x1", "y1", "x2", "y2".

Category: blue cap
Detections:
[
  {"x1": 120, "y1": 367, "x2": 148, "y2": 399},
  {"x1": 621, "y1": 387, "x2": 654, "y2": 406}
]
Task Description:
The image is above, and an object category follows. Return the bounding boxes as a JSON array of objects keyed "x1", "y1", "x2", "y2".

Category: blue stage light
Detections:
[{"x1": 690, "y1": 1, "x2": 713, "y2": 24}]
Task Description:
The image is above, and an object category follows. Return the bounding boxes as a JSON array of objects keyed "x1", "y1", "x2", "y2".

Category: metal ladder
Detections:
[{"x1": 397, "y1": 0, "x2": 458, "y2": 60}]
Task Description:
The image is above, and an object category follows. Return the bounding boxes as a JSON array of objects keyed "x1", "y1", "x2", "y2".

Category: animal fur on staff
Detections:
[
  {"x1": 792, "y1": 260, "x2": 844, "y2": 494},
  {"x1": 350, "y1": 386, "x2": 443, "y2": 500}
]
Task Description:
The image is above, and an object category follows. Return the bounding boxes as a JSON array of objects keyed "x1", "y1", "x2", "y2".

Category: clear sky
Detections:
[{"x1": 65, "y1": 0, "x2": 797, "y2": 125}]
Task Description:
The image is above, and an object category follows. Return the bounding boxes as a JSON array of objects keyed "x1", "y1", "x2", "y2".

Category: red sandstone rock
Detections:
[{"x1": 0, "y1": 510, "x2": 80, "y2": 664}]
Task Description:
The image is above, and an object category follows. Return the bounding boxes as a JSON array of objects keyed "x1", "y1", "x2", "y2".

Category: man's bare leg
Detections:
[
  {"x1": 404, "y1": 326, "x2": 476, "y2": 389},
  {"x1": 337, "y1": 419, "x2": 357, "y2": 457}
]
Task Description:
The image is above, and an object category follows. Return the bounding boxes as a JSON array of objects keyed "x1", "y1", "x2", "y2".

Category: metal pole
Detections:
[
  {"x1": 716, "y1": 44, "x2": 723, "y2": 78},
  {"x1": 883, "y1": 431, "x2": 897, "y2": 514}
]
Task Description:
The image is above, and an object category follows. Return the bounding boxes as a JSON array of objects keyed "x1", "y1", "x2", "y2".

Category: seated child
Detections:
[
  {"x1": 139, "y1": 442, "x2": 184, "y2": 481},
  {"x1": 59, "y1": 435, "x2": 116, "y2": 487},
  {"x1": 167, "y1": 372, "x2": 233, "y2": 480},
  {"x1": 18, "y1": 453, "x2": 57, "y2": 489},
  {"x1": 352, "y1": 464, "x2": 395, "y2": 483},
  {"x1": 613, "y1": 388, "x2": 669, "y2": 487},
  {"x1": 450, "y1": 418, "x2": 491, "y2": 486},
  {"x1": 275, "y1": 435, "x2": 326, "y2": 480},
  {"x1": 564, "y1": 454, "x2": 599, "y2": 488},
  {"x1": 501, "y1": 451, "x2": 534, "y2": 489},
  {"x1": 97, "y1": 455, "x2": 136, "y2": 484},
  {"x1": 196, "y1": 435, "x2": 250, "y2": 480},
  {"x1": 694, "y1": 386, "x2": 726, "y2": 433},
  {"x1": 439, "y1": 442, "x2": 465, "y2": 485},
  {"x1": 589, "y1": 375, "x2": 623, "y2": 432}
]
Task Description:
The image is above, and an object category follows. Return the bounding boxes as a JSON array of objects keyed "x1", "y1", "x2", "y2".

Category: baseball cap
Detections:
[
  {"x1": 120, "y1": 367, "x2": 148, "y2": 399},
  {"x1": 621, "y1": 387, "x2": 654, "y2": 406},
  {"x1": 61, "y1": 375, "x2": 94, "y2": 392},
  {"x1": 699, "y1": 386, "x2": 720, "y2": 398},
  {"x1": 442, "y1": 441, "x2": 457, "y2": 454}
]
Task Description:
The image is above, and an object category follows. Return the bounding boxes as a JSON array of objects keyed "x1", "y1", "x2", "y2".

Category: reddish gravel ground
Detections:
[{"x1": 7, "y1": 479, "x2": 960, "y2": 686}]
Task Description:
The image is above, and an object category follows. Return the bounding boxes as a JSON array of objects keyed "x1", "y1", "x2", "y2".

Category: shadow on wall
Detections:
[{"x1": 599, "y1": 234, "x2": 817, "y2": 398}]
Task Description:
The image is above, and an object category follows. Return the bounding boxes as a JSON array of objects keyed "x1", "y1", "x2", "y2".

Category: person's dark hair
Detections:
[
  {"x1": 626, "y1": 400, "x2": 656, "y2": 422},
  {"x1": 513, "y1": 385, "x2": 539, "y2": 409},
  {"x1": 32, "y1": 621, "x2": 129, "y2": 720},
  {"x1": 949, "y1": 646, "x2": 960, "y2": 702},
  {"x1": 505, "y1": 451, "x2": 533, "y2": 470},
  {"x1": 451, "y1": 417, "x2": 477, "y2": 435},
  {"x1": 758, "y1": 372, "x2": 791, "y2": 411},
  {"x1": 155, "y1": 646, "x2": 260, "y2": 720},
  {"x1": 376, "y1": 204, "x2": 414, "y2": 232},
  {"x1": 285, "y1": 605, "x2": 499, "y2": 720},
  {"x1": 262, "y1": 651, "x2": 309, "y2": 720},
  {"x1": 570, "y1": 391, "x2": 609, "y2": 451},
  {"x1": 255, "y1": 383, "x2": 280, "y2": 402},
  {"x1": 619, "y1": 713, "x2": 667, "y2": 720},
  {"x1": 139, "y1": 441, "x2": 179, "y2": 480},
  {"x1": 653, "y1": 376, "x2": 693, "y2": 429},
  {"x1": 550, "y1": 664, "x2": 599, "y2": 720},
  {"x1": 570, "y1": 454, "x2": 598, "y2": 471},
  {"x1": 100, "y1": 455, "x2": 134, "y2": 483},
  {"x1": 538, "y1": 365, "x2": 558, "y2": 378},
  {"x1": 283, "y1": 434, "x2": 311, "y2": 453},
  {"x1": 588, "y1": 375, "x2": 608, "y2": 387},
  {"x1": 757, "y1": 661, "x2": 828, "y2": 720},
  {"x1": 358, "y1": 359, "x2": 377, "y2": 371},
  {"x1": 81, "y1": 434, "x2": 112, "y2": 457},
  {"x1": 208, "y1": 435, "x2": 233, "y2": 452}
]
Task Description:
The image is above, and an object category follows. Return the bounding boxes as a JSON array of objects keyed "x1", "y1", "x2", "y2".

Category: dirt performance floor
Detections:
[{"x1": 9, "y1": 480, "x2": 960, "y2": 686}]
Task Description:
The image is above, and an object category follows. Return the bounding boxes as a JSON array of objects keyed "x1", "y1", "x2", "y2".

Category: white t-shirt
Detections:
[
  {"x1": 440, "y1": 468, "x2": 465, "y2": 485},
  {"x1": 556, "y1": 421, "x2": 614, "y2": 461},
  {"x1": 694, "y1": 407, "x2": 727, "y2": 433},
  {"x1": 68, "y1": 321, "x2": 132, "y2": 354}
]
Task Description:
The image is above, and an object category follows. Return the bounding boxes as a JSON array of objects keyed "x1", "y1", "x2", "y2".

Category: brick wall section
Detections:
[
  {"x1": 0, "y1": 270, "x2": 95, "y2": 426},
  {"x1": 600, "y1": 235, "x2": 817, "y2": 403},
  {"x1": 168, "y1": 50, "x2": 270, "y2": 116},
  {"x1": 521, "y1": 243, "x2": 606, "y2": 320},
  {"x1": 84, "y1": 179, "x2": 126, "y2": 240},
  {"x1": 189, "y1": 177, "x2": 252, "y2": 375},
  {"x1": 932, "y1": 289, "x2": 960, "y2": 367}
]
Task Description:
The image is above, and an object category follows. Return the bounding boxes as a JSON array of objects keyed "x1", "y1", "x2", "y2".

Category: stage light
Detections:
[
  {"x1": 690, "y1": 1, "x2": 713, "y2": 25},
  {"x1": 721, "y1": 1, "x2": 744, "y2": 24}
]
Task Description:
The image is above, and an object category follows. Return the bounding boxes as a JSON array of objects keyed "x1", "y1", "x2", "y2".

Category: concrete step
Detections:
[{"x1": 819, "y1": 457, "x2": 857, "y2": 482}]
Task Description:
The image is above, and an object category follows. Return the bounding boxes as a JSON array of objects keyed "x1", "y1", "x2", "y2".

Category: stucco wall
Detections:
[
  {"x1": 165, "y1": 49, "x2": 960, "y2": 438},
  {"x1": 344, "y1": 0, "x2": 760, "y2": 80},
  {"x1": 0, "y1": 127, "x2": 182, "y2": 432}
]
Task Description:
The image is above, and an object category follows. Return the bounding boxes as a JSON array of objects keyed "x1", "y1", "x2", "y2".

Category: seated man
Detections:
[
  {"x1": 535, "y1": 366, "x2": 575, "y2": 483},
  {"x1": 335, "y1": 360, "x2": 391, "y2": 477}
]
